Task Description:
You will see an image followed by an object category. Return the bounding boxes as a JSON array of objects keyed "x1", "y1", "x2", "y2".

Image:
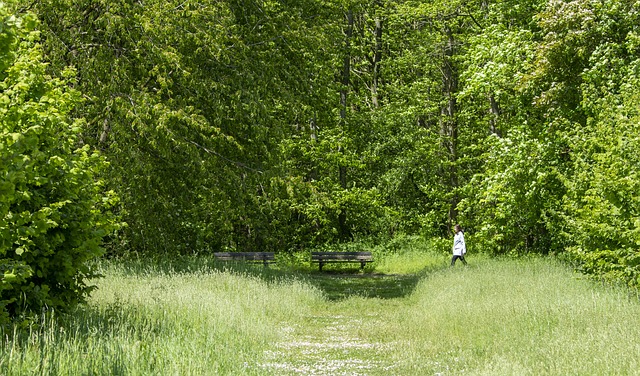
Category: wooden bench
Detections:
[
  {"x1": 213, "y1": 252, "x2": 275, "y2": 266},
  {"x1": 311, "y1": 251, "x2": 373, "y2": 271}
]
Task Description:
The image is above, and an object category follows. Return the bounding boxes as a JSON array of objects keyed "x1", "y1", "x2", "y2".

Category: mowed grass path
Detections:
[{"x1": 2, "y1": 254, "x2": 640, "y2": 375}]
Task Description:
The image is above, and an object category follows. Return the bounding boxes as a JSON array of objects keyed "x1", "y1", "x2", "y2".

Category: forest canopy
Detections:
[{"x1": 1, "y1": 0, "x2": 640, "y2": 319}]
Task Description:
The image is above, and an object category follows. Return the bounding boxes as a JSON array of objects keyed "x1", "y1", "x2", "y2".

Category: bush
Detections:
[{"x1": 0, "y1": 4, "x2": 119, "y2": 325}]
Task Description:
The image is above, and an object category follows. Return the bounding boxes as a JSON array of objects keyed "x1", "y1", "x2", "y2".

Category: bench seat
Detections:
[
  {"x1": 311, "y1": 251, "x2": 373, "y2": 271},
  {"x1": 213, "y1": 252, "x2": 275, "y2": 266}
]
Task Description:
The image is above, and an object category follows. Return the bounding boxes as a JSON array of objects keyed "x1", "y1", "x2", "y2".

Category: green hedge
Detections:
[{"x1": 0, "y1": 4, "x2": 119, "y2": 326}]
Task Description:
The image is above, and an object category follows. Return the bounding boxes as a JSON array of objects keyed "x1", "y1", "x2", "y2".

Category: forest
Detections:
[{"x1": 2, "y1": 0, "x2": 640, "y2": 322}]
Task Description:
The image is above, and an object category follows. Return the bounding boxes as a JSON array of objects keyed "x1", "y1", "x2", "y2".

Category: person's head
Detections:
[{"x1": 454, "y1": 224, "x2": 462, "y2": 233}]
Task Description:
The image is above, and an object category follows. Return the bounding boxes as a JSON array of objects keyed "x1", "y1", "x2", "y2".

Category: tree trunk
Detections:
[
  {"x1": 99, "y1": 118, "x2": 110, "y2": 144},
  {"x1": 440, "y1": 25, "x2": 459, "y2": 230},
  {"x1": 309, "y1": 116, "x2": 318, "y2": 181},
  {"x1": 340, "y1": 10, "x2": 354, "y2": 119},
  {"x1": 372, "y1": 16, "x2": 383, "y2": 108},
  {"x1": 489, "y1": 93, "x2": 501, "y2": 136},
  {"x1": 338, "y1": 9, "x2": 354, "y2": 241}
]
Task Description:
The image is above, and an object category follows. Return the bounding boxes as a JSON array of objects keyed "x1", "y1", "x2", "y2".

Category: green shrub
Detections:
[
  {"x1": 0, "y1": 4, "x2": 119, "y2": 325},
  {"x1": 564, "y1": 59, "x2": 640, "y2": 289}
]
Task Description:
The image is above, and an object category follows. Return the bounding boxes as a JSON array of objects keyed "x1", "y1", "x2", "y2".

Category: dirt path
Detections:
[{"x1": 260, "y1": 314, "x2": 396, "y2": 375}]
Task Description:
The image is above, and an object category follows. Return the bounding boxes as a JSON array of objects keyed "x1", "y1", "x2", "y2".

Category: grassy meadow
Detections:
[{"x1": 1, "y1": 248, "x2": 640, "y2": 375}]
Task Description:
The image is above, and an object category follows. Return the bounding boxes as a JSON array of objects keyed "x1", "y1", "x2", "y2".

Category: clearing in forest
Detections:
[{"x1": 2, "y1": 256, "x2": 639, "y2": 375}]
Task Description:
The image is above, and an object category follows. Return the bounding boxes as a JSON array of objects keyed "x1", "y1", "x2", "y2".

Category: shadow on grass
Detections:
[
  {"x1": 302, "y1": 271, "x2": 426, "y2": 300},
  {"x1": 101, "y1": 254, "x2": 445, "y2": 301},
  {"x1": 195, "y1": 261, "x2": 434, "y2": 301}
]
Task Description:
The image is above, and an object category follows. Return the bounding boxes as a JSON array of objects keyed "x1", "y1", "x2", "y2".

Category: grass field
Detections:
[{"x1": 1, "y1": 249, "x2": 639, "y2": 375}]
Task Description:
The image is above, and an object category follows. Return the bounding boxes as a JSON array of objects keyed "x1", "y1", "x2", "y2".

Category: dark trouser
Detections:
[{"x1": 451, "y1": 255, "x2": 467, "y2": 266}]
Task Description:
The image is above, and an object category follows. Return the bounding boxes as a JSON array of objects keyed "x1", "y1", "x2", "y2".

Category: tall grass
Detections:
[
  {"x1": 1, "y1": 253, "x2": 639, "y2": 375},
  {"x1": 0, "y1": 262, "x2": 323, "y2": 375},
  {"x1": 258, "y1": 256, "x2": 640, "y2": 375},
  {"x1": 370, "y1": 257, "x2": 640, "y2": 374}
]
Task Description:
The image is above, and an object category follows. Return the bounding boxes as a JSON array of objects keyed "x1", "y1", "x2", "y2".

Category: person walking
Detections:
[{"x1": 451, "y1": 224, "x2": 467, "y2": 266}]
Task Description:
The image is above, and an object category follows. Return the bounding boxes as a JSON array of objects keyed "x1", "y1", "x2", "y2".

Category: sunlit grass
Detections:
[
  {"x1": 373, "y1": 246, "x2": 447, "y2": 274},
  {"x1": 364, "y1": 257, "x2": 640, "y2": 374},
  {"x1": 0, "y1": 262, "x2": 323, "y2": 375},
  {"x1": 1, "y1": 252, "x2": 639, "y2": 375}
]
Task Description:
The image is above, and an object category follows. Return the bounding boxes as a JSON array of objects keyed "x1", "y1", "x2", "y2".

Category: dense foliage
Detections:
[
  {"x1": 0, "y1": 0, "x2": 638, "y2": 310},
  {"x1": 0, "y1": 2, "x2": 119, "y2": 324}
]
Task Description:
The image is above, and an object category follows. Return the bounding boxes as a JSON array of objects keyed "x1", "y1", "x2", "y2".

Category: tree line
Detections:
[{"x1": 1, "y1": 0, "x2": 639, "y2": 321}]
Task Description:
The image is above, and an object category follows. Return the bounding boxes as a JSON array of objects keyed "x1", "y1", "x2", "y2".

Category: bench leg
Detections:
[
  {"x1": 319, "y1": 262, "x2": 323, "y2": 272},
  {"x1": 361, "y1": 262, "x2": 365, "y2": 269}
]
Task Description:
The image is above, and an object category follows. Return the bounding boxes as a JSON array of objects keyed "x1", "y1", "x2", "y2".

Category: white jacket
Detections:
[{"x1": 453, "y1": 232, "x2": 466, "y2": 256}]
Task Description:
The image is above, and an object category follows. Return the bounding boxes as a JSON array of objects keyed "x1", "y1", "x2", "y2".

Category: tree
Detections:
[
  {"x1": 0, "y1": 2, "x2": 118, "y2": 324},
  {"x1": 35, "y1": 0, "x2": 349, "y2": 254},
  {"x1": 273, "y1": 0, "x2": 389, "y2": 247},
  {"x1": 456, "y1": 0, "x2": 565, "y2": 254},
  {"x1": 562, "y1": 0, "x2": 640, "y2": 287}
]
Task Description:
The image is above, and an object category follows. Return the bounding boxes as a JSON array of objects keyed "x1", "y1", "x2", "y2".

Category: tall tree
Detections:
[
  {"x1": 560, "y1": 0, "x2": 640, "y2": 287},
  {"x1": 35, "y1": 0, "x2": 345, "y2": 254},
  {"x1": 455, "y1": 0, "x2": 549, "y2": 253},
  {"x1": 338, "y1": 8, "x2": 355, "y2": 241}
]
